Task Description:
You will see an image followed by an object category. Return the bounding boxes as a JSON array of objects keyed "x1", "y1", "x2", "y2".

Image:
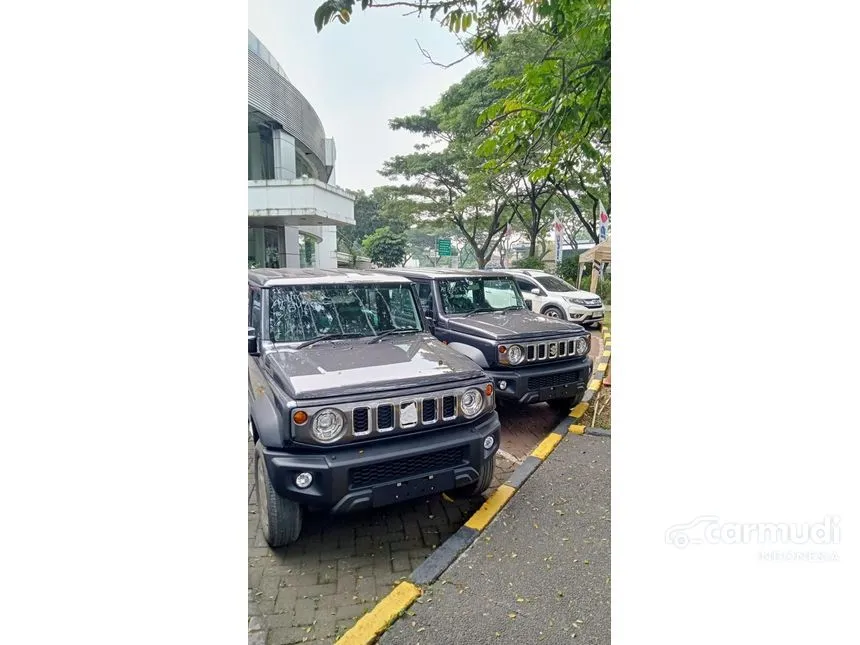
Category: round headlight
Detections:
[
  {"x1": 507, "y1": 344, "x2": 524, "y2": 365},
  {"x1": 574, "y1": 336, "x2": 589, "y2": 355},
  {"x1": 460, "y1": 388, "x2": 484, "y2": 418},
  {"x1": 311, "y1": 408, "x2": 346, "y2": 443}
]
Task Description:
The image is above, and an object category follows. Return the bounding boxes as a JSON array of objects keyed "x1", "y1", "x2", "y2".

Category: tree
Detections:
[{"x1": 362, "y1": 226, "x2": 408, "y2": 267}]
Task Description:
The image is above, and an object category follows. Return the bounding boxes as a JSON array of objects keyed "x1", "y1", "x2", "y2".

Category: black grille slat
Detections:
[
  {"x1": 568, "y1": 340, "x2": 576, "y2": 355},
  {"x1": 527, "y1": 345, "x2": 535, "y2": 360},
  {"x1": 528, "y1": 371, "x2": 580, "y2": 390},
  {"x1": 422, "y1": 399, "x2": 436, "y2": 422},
  {"x1": 377, "y1": 405, "x2": 394, "y2": 429},
  {"x1": 350, "y1": 447, "x2": 466, "y2": 488},
  {"x1": 353, "y1": 408, "x2": 369, "y2": 434},
  {"x1": 442, "y1": 396, "x2": 456, "y2": 418}
]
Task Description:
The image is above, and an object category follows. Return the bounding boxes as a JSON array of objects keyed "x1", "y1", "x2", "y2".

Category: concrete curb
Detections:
[{"x1": 335, "y1": 327, "x2": 612, "y2": 645}]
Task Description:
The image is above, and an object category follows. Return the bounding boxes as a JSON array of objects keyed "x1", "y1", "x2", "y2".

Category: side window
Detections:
[
  {"x1": 417, "y1": 282, "x2": 433, "y2": 314},
  {"x1": 516, "y1": 279, "x2": 535, "y2": 294},
  {"x1": 250, "y1": 288, "x2": 262, "y2": 334}
]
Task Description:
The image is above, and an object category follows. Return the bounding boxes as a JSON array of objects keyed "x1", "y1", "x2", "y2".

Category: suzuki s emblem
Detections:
[{"x1": 549, "y1": 343, "x2": 557, "y2": 357}]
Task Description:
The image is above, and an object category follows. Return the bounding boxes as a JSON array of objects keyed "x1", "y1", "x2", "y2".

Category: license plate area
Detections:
[
  {"x1": 539, "y1": 382, "x2": 581, "y2": 402},
  {"x1": 371, "y1": 471, "x2": 456, "y2": 507}
]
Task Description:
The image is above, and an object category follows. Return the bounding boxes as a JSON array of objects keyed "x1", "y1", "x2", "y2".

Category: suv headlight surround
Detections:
[
  {"x1": 507, "y1": 344, "x2": 525, "y2": 365},
  {"x1": 574, "y1": 336, "x2": 590, "y2": 356},
  {"x1": 460, "y1": 388, "x2": 484, "y2": 418},
  {"x1": 567, "y1": 297, "x2": 588, "y2": 305},
  {"x1": 311, "y1": 408, "x2": 346, "y2": 443}
]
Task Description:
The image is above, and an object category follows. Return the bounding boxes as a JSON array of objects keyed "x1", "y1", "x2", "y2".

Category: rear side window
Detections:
[{"x1": 516, "y1": 279, "x2": 535, "y2": 293}]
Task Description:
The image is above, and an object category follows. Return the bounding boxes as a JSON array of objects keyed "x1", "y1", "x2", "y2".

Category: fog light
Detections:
[
  {"x1": 483, "y1": 436, "x2": 495, "y2": 450},
  {"x1": 498, "y1": 380, "x2": 507, "y2": 390},
  {"x1": 295, "y1": 472, "x2": 313, "y2": 489}
]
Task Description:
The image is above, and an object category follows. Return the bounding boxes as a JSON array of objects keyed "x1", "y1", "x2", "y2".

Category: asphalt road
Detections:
[{"x1": 381, "y1": 432, "x2": 611, "y2": 645}]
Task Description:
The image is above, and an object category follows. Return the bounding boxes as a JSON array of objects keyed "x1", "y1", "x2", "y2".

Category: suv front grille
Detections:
[
  {"x1": 349, "y1": 446, "x2": 467, "y2": 488},
  {"x1": 519, "y1": 336, "x2": 587, "y2": 364},
  {"x1": 583, "y1": 300, "x2": 602, "y2": 309}
]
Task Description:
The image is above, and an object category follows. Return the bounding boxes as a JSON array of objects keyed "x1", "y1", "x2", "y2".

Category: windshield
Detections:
[
  {"x1": 267, "y1": 283, "x2": 422, "y2": 343},
  {"x1": 535, "y1": 275, "x2": 576, "y2": 292},
  {"x1": 439, "y1": 277, "x2": 525, "y2": 314}
]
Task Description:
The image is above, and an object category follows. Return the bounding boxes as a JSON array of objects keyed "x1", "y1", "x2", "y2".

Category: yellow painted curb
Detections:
[
  {"x1": 569, "y1": 402, "x2": 589, "y2": 419},
  {"x1": 587, "y1": 379, "x2": 601, "y2": 391},
  {"x1": 569, "y1": 424, "x2": 586, "y2": 435},
  {"x1": 335, "y1": 581, "x2": 422, "y2": 645},
  {"x1": 465, "y1": 484, "x2": 516, "y2": 531},
  {"x1": 596, "y1": 362, "x2": 608, "y2": 372},
  {"x1": 531, "y1": 432, "x2": 563, "y2": 460},
  {"x1": 602, "y1": 350, "x2": 611, "y2": 358}
]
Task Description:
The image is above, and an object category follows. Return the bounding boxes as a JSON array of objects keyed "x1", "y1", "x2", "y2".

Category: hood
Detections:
[
  {"x1": 265, "y1": 333, "x2": 485, "y2": 399},
  {"x1": 446, "y1": 309, "x2": 586, "y2": 341},
  {"x1": 546, "y1": 288, "x2": 601, "y2": 300}
]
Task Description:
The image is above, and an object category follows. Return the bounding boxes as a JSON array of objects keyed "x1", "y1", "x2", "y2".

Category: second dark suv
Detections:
[{"x1": 379, "y1": 268, "x2": 593, "y2": 411}]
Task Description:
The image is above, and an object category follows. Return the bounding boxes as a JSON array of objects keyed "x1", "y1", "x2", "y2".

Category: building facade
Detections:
[{"x1": 248, "y1": 31, "x2": 354, "y2": 269}]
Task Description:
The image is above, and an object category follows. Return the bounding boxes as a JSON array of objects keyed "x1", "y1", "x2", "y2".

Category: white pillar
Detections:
[
  {"x1": 283, "y1": 227, "x2": 300, "y2": 268},
  {"x1": 316, "y1": 225, "x2": 338, "y2": 269},
  {"x1": 272, "y1": 129, "x2": 296, "y2": 180}
]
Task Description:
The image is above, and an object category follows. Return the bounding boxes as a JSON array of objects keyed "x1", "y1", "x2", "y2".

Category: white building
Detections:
[{"x1": 248, "y1": 31, "x2": 354, "y2": 269}]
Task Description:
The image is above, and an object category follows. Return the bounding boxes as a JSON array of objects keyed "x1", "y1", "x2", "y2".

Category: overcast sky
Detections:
[{"x1": 249, "y1": 0, "x2": 479, "y2": 192}]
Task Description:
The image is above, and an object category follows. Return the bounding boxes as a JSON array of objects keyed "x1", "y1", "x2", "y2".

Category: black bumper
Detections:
[
  {"x1": 485, "y1": 357, "x2": 593, "y2": 404},
  {"x1": 258, "y1": 412, "x2": 500, "y2": 513}
]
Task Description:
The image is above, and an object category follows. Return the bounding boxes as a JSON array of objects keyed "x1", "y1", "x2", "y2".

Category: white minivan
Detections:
[{"x1": 491, "y1": 269, "x2": 606, "y2": 328}]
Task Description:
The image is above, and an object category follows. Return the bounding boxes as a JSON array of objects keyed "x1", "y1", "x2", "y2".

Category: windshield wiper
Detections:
[
  {"x1": 367, "y1": 328, "x2": 422, "y2": 344},
  {"x1": 294, "y1": 333, "x2": 364, "y2": 349},
  {"x1": 463, "y1": 307, "x2": 498, "y2": 316}
]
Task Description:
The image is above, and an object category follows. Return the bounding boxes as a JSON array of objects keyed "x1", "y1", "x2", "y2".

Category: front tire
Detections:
[
  {"x1": 459, "y1": 457, "x2": 495, "y2": 497},
  {"x1": 542, "y1": 305, "x2": 565, "y2": 319},
  {"x1": 255, "y1": 442, "x2": 303, "y2": 548}
]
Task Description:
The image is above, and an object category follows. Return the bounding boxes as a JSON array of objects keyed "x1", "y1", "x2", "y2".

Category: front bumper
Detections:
[
  {"x1": 566, "y1": 305, "x2": 605, "y2": 324},
  {"x1": 485, "y1": 357, "x2": 593, "y2": 404},
  {"x1": 258, "y1": 412, "x2": 500, "y2": 513}
]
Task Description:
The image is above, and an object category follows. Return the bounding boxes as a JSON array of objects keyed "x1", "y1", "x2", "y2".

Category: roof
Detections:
[
  {"x1": 485, "y1": 269, "x2": 552, "y2": 278},
  {"x1": 378, "y1": 267, "x2": 501, "y2": 280},
  {"x1": 248, "y1": 267, "x2": 412, "y2": 287},
  {"x1": 578, "y1": 237, "x2": 611, "y2": 263}
]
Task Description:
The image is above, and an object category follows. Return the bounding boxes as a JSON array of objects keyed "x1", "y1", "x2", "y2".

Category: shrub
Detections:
[{"x1": 513, "y1": 256, "x2": 545, "y2": 270}]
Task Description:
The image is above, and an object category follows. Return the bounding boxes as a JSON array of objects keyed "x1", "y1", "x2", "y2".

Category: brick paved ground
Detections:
[{"x1": 248, "y1": 329, "x2": 603, "y2": 644}]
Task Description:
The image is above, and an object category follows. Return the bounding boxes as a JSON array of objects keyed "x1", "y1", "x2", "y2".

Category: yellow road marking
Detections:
[
  {"x1": 588, "y1": 379, "x2": 601, "y2": 391},
  {"x1": 602, "y1": 350, "x2": 611, "y2": 357},
  {"x1": 335, "y1": 581, "x2": 422, "y2": 645},
  {"x1": 569, "y1": 424, "x2": 586, "y2": 435},
  {"x1": 465, "y1": 484, "x2": 516, "y2": 531},
  {"x1": 531, "y1": 432, "x2": 563, "y2": 460},
  {"x1": 570, "y1": 402, "x2": 589, "y2": 418},
  {"x1": 597, "y1": 362, "x2": 608, "y2": 372}
]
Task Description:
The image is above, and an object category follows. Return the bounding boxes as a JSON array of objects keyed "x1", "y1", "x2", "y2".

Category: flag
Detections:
[
  {"x1": 597, "y1": 200, "x2": 609, "y2": 242},
  {"x1": 552, "y1": 216, "x2": 564, "y2": 264}
]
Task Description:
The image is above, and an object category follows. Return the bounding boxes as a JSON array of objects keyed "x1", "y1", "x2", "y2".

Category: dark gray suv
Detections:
[{"x1": 248, "y1": 268, "x2": 500, "y2": 547}]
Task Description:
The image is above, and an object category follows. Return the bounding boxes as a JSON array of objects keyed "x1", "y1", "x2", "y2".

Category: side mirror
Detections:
[
  {"x1": 530, "y1": 288, "x2": 541, "y2": 295},
  {"x1": 424, "y1": 308, "x2": 433, "y2": 319},
  {"x1": 248, "y1": 327, "x2": 259, "y2": 355},
  {"x1": 524, "y1": 298, "x2": 534, "y2": 310}
]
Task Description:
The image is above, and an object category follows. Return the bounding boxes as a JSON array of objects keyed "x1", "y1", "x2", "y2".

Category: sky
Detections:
[{"x1": 248, "y1": 0, "x2": 480, "y2": 192}]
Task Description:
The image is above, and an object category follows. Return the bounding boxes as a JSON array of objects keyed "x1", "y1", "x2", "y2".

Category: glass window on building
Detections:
[
  {"x1": 298, "y1": 233, "x2": 317, "y2": 268},
  {"x1": 264, "y1": 228, "x2": 281, "y2": 268}
]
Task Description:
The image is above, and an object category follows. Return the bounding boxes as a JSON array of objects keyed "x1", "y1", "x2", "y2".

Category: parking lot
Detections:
[{"x1": 249, "y1": 329, "x2": 603, "y2": 644}]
